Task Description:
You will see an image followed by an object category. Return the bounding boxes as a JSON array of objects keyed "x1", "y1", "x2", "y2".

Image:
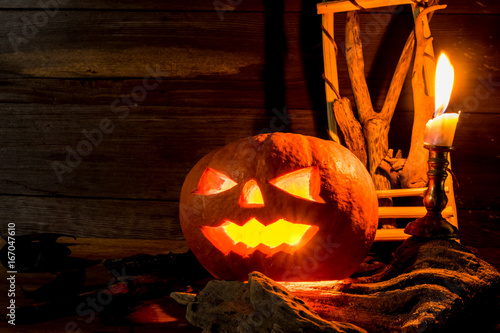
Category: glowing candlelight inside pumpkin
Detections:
[{"x1": 424, "y1": 53, "x2": 460, "y2": 146}]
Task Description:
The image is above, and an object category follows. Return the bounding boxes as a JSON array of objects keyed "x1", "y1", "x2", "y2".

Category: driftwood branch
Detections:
[
  {"x1": 399, "y1": 4, "x2": 447, "y2": 188},
  {"x1": 345, "y1": 11, "x2": 396, "y2": 227},
  {"x1": 345, "y1": 11, "x2": 392, "y2": 192},
  {"x1": 377, "y1": 0, "x2": 442, "y2": 188},
  {"x1": 333, "y1": 97, "x2": 367, "y2": 166},
  {"x1": 322, "y1": 12, "x2": 341, "y2": 143},
  {"x1": 379, "y1": 31, "x2": 415, "y2": 122},
  {"x1": 412, "y1": 0, "x2": 439, "y2": 97},
  {"x1": 379, "y1": 149, "x2": 404, "y2": 186},
  {"x1": 339, "y1": 2, "x2": 446, "y2": 192},
  {"x1": 345, "y1": 11, "x2": 374, "y2": 124}
]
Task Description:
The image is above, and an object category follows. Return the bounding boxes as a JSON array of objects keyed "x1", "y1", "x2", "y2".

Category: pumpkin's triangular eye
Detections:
[
  {"x1": 269, "y1": 166, "x2": 325, "y2": 203},
  {"x1": 193, "y1": 168, "x2": 238, "y2": 195}
]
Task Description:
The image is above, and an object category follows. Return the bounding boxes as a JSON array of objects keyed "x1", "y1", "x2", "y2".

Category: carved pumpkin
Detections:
[{"x1": 179, "y1": 133, "x2": 378, "y2": 281}]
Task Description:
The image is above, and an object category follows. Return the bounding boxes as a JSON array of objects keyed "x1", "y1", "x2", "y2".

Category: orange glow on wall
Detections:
[
  {"x1": 269, "y1": 167, "x2": 325, "y2": 203},
  {"x1": 201, "y1": 218, "x2": 318, "y2": 257}
]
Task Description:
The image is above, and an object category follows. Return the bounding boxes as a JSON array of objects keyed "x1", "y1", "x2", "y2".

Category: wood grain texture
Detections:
[
  {"x1": 0, "y1": 107, "x2": 497, "y2": 241},
  {"x1": 0, "y1": 101, "x2": 496, "y2": 208},
  {"x1": 0, "y1": 0, "x2": 497, "y2": 266},
  {"x1": 0, "y1": 237, "x2": 498, "y2": 332},
  {"x1": 0, "y1": 12, "x2": 497, "y2": 112},
  {"x1": 0, "y1": 104, "x2": 317, "y2": 199},
  {"x1": 344, "y1": 9, "x2": 394, "y2": 225},
  {"x1": 399, "y1": 5, "x2": 444, "y2": 189},
  {"x1": 1, "y1": 195, "x2": 497, "y2": 242},
  {"x1": 390, "y1": 111, "x2": 500, "y2": 210},
  {"x1": 0, "y1": 0, "x2": 498, "y2": 14},
  {"x1": 333, "y1": 97, "x2": 367, "y2": 166},
  {"x1": 0, "y1": 196, "x2": 185, "y2": 240}
]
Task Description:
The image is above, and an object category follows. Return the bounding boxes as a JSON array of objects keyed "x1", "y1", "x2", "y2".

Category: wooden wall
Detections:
[{"x1": 0, "y1": 1, "x2": 498, "y2": 267}]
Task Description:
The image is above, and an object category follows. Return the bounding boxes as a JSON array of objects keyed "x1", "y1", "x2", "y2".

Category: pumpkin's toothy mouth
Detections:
[{"x1": 201, "y1": 218, "x2": 318, "y2": 257}]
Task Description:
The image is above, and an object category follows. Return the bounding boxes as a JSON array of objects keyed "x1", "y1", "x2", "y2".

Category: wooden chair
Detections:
[
  {"x1": 316, "y1": 0, "x2": 458, "y2": 241},
  {"x1": 375, "y1": 181, "x2": 458, "y2": 241}
]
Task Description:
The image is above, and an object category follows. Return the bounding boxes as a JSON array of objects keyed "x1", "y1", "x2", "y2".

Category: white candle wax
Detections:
[{"x1": 423, "y1": 113, "x2": 460, "y2": 146}]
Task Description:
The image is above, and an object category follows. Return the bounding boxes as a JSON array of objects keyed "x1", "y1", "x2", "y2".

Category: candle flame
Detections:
[{"x1": 434, "y1": 53, "x2": 454, "y2": 117}]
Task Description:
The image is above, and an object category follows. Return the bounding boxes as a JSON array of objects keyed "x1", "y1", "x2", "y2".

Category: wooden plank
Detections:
[
  {"x1": 0, "y1": 104, "x2": 318, "y2": 199},
  {"x1": 0, "y1": 12, "x2": 497, "y2": 113},
  {"x1": 0, "y1": 11, "x2": 494, "y2": 82},
  {"x1": 447, "y1": 113, "x2": 500, "y2": 210},
  {"x1": 0, "y1": 10, "x2": 315, "y2": 80},
  {"x1": 0, "y1": 78, "x2": 321, "y2": 110},
  {"x1": 388, "y1": 110, "x2": 500, "y2": 210},
  {"x1": 375, "y1": 228, "x2": 410, "y2": 242},
  {"x1": 56, "y1": 237, "x2": 190, "y2": 257},
  {"x1": 322, "y1": 12, "x2": 341, "y2": 142},
  {"x1": 458, "y1": 210, "x2": 500, "y2": 249},
  {"x1": 458, "y1": 210, "x2": 500, "y2": 270},
  {"x1": 0, "y1": 196, "x2": 185, "y2": 240},
  {"x1": 0, "y1": 191, "x2": 496, "y2": 246},
  {"x1": 439, "y1": 0, "x2": 500, "y2": 14},
  {"x1": 375, "y1": 187, "x2": 453, "y2": 199},
  {"x1": 0, "y1": 70, "x2": 498, "y2": 114},
  {"x1": 0, "y1": 0, "x2": 497, "y2": 14},
  {"x1": 0, "y1": 74, "x2": 499, "y2": 114},
  {"x1": 0, "y1": 0, "x2": 292, "y2": 12},
  {"x1": 0, "y1": 77, "x2": 414, "y2": 113},
  {"x1": 318, "y1": 0, "x2": 413, "y2": 14},
  {"x1": 378, "y1": 206, "x2": 454, "y2": 218},
  {"x1": 0, "y1": 11, "x2": 266, "y2": 78},
  {"x1": 0, "y1": 103, "x2": 497, "y2": 210},
  {"x1": 0, "y1": 78, "x2": 270, "y2": 108},
  {"x1": 318, "y1": 0, "x2": 500, "y2": 14},
  {"x1": 0, "y1": 190, "x2": 495, "y2": 239},
  {"x1": 376, "y1": 187, "x2": 428, "y2": 198}
]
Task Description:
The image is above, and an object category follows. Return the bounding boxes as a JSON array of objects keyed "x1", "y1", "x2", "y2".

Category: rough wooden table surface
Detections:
[
  {"x1": 1, "y1": 237, "x2": 499, "y2": 332},
  {"x1": 0, "y1": 238, "x2": 202, "y2": 332}
]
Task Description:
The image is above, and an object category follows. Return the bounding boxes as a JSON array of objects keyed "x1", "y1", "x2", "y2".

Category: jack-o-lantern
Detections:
[{"x1": 179, "y1": 133, "x2": 378, "y2": 281}]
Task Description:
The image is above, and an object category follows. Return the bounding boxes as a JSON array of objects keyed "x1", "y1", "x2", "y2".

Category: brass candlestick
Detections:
[{"x1": 404, "y1": 144, "x2": 459, "y2": 239}]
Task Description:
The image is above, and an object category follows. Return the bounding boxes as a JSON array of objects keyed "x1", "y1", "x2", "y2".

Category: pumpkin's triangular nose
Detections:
[{"x1": 239, "y1": 179, "x2": 265, "y2": 208}]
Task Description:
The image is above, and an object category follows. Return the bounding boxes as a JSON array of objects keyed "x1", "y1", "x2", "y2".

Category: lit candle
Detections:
[{"x1": 423, "y1": 53, "x2": 460, "y2": 146}]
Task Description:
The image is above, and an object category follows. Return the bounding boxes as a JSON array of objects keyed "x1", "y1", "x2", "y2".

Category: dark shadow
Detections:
[
  {"x1": 366, "y1": 7, "x2": 414, "y2": 111},
  {"x1": 364, "y1": 7, "x2": 414, "y2": 153},
  {"x1": 259, "y1": 0, "x2": 288, "y2": 133},
  {"x1": 299, "y1": 0, "x2": 329, "y2": 139}
]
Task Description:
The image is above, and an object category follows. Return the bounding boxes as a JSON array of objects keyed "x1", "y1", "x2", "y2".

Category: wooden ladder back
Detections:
[
  {"x1": 374, "y1": 174, "x2": 458, "y2": 241},
  {"x1": 316, "y1": 0, "x2": 458, "y2": 241}
]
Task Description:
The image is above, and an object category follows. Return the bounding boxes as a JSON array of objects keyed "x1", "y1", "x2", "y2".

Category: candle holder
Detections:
[{"x1": 404, "y1": 144, "x2": 459, "y2": 239}]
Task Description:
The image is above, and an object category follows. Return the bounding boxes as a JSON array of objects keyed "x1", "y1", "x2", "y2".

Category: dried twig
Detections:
[
  {"x1": 379, "y1": 149, "x2": 405, "y2": 187},
  {"x1": 333, "y1": 97, "x2": 367, "y2": 166},
  {"x1": 345, "y1": 10, "x2": 390, "y2": 191},
  {"x1": 399, "y1": 4, "x2": 447, "y2": 188},
  {"x1": 345, "y1": 10, "x2": 396, "y2": 227}
]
